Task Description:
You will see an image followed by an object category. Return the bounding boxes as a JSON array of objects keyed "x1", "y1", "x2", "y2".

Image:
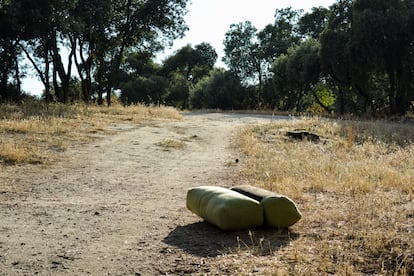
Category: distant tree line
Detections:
[
  {"x1": 1, "y1": 0, "x2": 413, "y2": 116},
  {"x1": 0, "y1": 0, "x2": 189, "y2": 105},
  {"x1": 220, "y1": 0, "x2": 414, "y2": 116}
]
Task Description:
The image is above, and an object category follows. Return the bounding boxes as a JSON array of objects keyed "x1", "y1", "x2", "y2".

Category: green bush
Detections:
[{"x1": 189, "y1": 69, "x2": 247, "y2": 110}]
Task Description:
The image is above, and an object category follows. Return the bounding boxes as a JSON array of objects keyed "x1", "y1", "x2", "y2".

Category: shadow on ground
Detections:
[{"x1": 163, "y1": 221, "x2": 299, "y2": 257}]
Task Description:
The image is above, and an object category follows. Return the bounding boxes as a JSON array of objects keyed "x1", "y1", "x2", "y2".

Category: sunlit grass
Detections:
[
  {"x1": 0, "y1": 141, "x2": 42, "y2": 165},
  {"x1": 236, "y1": 117, "x2": 414, "y2": 195},
  {"x1": 229, "y1": 116, "x2": 413, "y2": 275},
  {"x1": 0, "y1": 101, "x2": 182, "y2": 166}
]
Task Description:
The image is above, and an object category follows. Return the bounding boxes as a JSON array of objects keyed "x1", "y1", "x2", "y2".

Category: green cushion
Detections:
[
  {"x1": 230, "y1": 185, "x2": 275, "y2": 202},
  {"x1": 261, "y1": 195, "x2": 302, "y2": 228},
  {"x1": 231, "y1": 185, "x2": 302, "y2": 228},
  {"x1": 186, "y1": 186, "x2": 263, "y2": 231}
]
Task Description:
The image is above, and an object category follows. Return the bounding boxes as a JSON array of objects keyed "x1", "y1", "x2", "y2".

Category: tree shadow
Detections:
[{"x1": 162, "y1": 221, "x2": 299, "y2": 257}]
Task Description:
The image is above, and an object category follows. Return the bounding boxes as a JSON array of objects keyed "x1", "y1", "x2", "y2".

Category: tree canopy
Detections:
[
  {"x1": 1, "y1": 0, "x2": 413, "y2": 116},
  {"x1": 0, "y1": 0, "x2": 189, "y2": 105}
]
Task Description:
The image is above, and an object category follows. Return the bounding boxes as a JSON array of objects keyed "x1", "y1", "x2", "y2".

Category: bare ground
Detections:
[{"x1": 0, "y1": 113, "x2": 283, "y2": 275}]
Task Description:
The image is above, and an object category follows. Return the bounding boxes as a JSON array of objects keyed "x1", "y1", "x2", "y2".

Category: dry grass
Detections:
[
  {"x1": 227, "y1": 117, "x2": 413, "y2": 275},
  {"x1": 0, "y1": 101, "x2": 181, "y2": 166},
  {"x1": 155, "y1": 139, "x2": 186, "y2": 150}
]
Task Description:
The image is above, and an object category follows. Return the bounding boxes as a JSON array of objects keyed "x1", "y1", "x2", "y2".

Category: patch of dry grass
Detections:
[
  {"x1": 228, "y1": 117, "x2": 413, "y2": 275},
  {"x1": 0, "y1": 141, "x2": 41, "y2": 165},
  {"x1": 155, "y1": 139, "x2": 186, "y2": 150},
  {"x1": 0, "y1": 101, "x2": 181, "y2": 166}
]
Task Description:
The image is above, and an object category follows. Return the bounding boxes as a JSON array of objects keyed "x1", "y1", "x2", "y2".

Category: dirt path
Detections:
[{"x1": 0, "y1": 113, "x2": 280, "y2": 275}]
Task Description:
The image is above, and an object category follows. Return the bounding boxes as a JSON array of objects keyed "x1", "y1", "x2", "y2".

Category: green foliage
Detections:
[
  {"x1": 306, "y1": 83, "x2": 336, "y2": 114},
  {"x1": 164, "y1": 71, "x2": 190, "y2": 109},
  {"x1": 222, "y1": 9, "x2": 307, "y2": 109},
  {"x1": 120, "y1": 75, "x2": 169, "y2": 105},
  {"x1": 122, "y1": 52, "x2": 160, "y2": 78},
  {"x1": 268, "y1": 39, "x2": 322, "y2": 112},
  {"x1": 223, "y1": 21, "x2": 263, "y2": 86},
  {"x1": 313, "y1": 83, "x2": 336, "y2": 108},
  {"x1": 223, "y1": 21, "x2": 270, "y2": 108},
  {"x1": 319, "y1": 0, "x2": 414, "y2": 116},
  {"x1": 2, "y1": 0, "x2": 413, "y2": 116},
  {"x1": 298, "y1": 6, "x2": 329, "y2": 39},
  {"x1": 160, "y1": 42, "x2": 217, "y2": 109},
  {"x1": 189, "y1": 69, "x2": 246, "y2": 110},
  {"x1": 0, "y1": 0, "x2": 190, "y2": 105},
  {"x1": 319, "y1": 0, "x2": 354, "y2": 114},
  {"x1": 118, "y1": 51, "x2": 170, "y2": 105},
  {"x1": 258, "y1": 8, "x2": 302, "y2": 61},
  {"x1": 351, "y1": 0, "x2": 414, "y2": 115},
  {"x1": 1, "y1": 84, "x2": 26, "y2": 103},
  {"x1": 162, "y1": 42, "x2": 217, "y2": 83}
]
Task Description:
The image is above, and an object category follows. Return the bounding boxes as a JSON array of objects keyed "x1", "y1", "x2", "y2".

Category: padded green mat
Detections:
[
  {"x1": 186, "y1": 186, "x2": 263, "y2": 231},
  {"x1": 231, "y1": 184, "x2": 275, "y2": 202},
  {"x1": 261, "y1": 195, "x2": 302, "y2": 228},
  {"x1": 231, "y1": 185, "x2": 302, "y2": 228}
]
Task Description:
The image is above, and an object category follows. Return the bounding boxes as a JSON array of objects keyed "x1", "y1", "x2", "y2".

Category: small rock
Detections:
[{"x1": 159, "y1": 247, "x2": 172, "y2": 254}]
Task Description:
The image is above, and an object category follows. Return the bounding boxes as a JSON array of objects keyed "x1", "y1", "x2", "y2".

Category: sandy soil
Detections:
[{"x1": 0, "y1": 112, "x2": 282, "y2": 275}]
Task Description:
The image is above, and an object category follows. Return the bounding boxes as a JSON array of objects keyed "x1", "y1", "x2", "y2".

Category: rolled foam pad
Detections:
[
  {"x1": 186, "y1": 186, "x2": 263, "y2": 231},
  {"x1": 261, "y1": 195, "x2": 302, "y2": 228},
  {"x1": 231, "y1": 185, "x2": 302, "y2": 228},
  {"x1": 230, "y1": 185, "x2": 275, "y2": 202}
]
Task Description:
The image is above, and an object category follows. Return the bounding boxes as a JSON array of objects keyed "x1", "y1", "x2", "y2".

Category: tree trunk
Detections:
[
  {"x1": 73, "y1": 44, "x2": 87, "y2": 102},
  {"x1": 75, "y1": 41, "x2": 93, "y2": 103},
  {"x1": 50, "y1": 34, "x2": 75, "y2": 103},
  {"x1": 353, "y1": 82, "x2": 372, "y2": 111},
  {"x1": 52, "y1": 66, "x2": 61, "y2": 101},
  {"x1": 0, "y1": 44, "x2": 12, "y2": 101},
  {"x1": 14, "y1": 53, "x2": 22, "y2": 100},
  {"x1": 106, "y1": 47, "x2": 126, "y2": 107},
  {"x1": 106, "y1": 18, "x2": 131, "y2": 106},
  {"x1": 43, "y1": 47, "x2": 51, "y2": 102},
  {"x1": 387, "y1": 68, "x2": 397, "y2": 115},
  {"x1": 329, "y1": 71, "x2": 349, "y2": 115},
  {"x1": 0, "y1": 40, "x2": 22, "y2": 102},
  {"x1": 106, "y1": 85, "x2": 111, "y2": 106},
  {"x1": 97, "y1": 57, "x2": 105, "y2": 105},
  {"x1": 51, "y1": 47, "x2": 68, "y2": 103},
  {"x1": 337, "y1": 85, "x2": 345, "y2": 115},
  {"x1": 0, "y1": 59, "x2": 9, "y2": 101},
  {"x1": 0, "y1": 75, "x2": 7, "y2": 101},
  {"x1": 395, "y1": 64, "x2": 409, "y2": 116},
  {"x1": 296, "y1": 91, "x2": 303, "y2": 112},
  {"x1": 20, "y1": 42, "x2": 51, "y2": 101},
  {"x1": 257, "y1": 65, "x2": 263, "y2": 108}
]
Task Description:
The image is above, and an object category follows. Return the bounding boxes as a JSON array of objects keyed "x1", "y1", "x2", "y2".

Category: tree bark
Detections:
[
  {"x1": 0, "y1": 53, "x2": 11, "y2": 101},
  {"x1": 337, "y1": 85, "x2": 345, "y2": 115},
  {"x1": 387, "y1": 68, "x2": 397, "y2": 115},
  {"x1": 74, "y1": 39, "x2": 93, "y2": 103},
  {"x1": 0, "y1": 42, "x2": 14, "y2": 101},
  {"x1": 19, "y1": 42, "x2": 51, "y2": 101},
  {"x1": 52, "y1": 66, "x2": 61, "y2": 101},
  {"x1": 14, "y1": 52, "x2": 22, "y2": 100},
  {"x1": 97, "y1": 56, "x2": 105, "y2": 105},
  {"x1": 50, "y1": 36, "x2": 74, "y2": 103}
]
